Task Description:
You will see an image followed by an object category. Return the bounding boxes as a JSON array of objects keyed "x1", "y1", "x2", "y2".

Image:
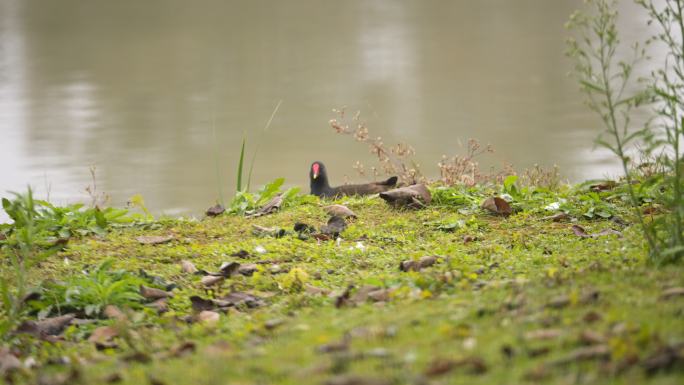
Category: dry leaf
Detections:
[
  {"x1": 104, "y1": 305, "x2": 127, "y2": 321},
  {"x1": 136, "y1": 235, "x2": 174, "y2": 245},
  {"x1": 198, "y1": 311, "x2": 220, "y2": 325},
  {"x1": 17, "y1": 314, "x2": 75, "y2": 337},
  {"x1": 140, "y1": 285, "x2": 173, "y2": 300},
  {"x1": 205, "y1": 204, "x2": 225, "y2": 217},
  {"x1": 379, "y1": 184, "x2": 431, "y2": 209},
  {"x1": 201, "y1": 275, "x2": 225, "y2": 287},
  {"x1": 553, "y1": 345, "x2": 610, "y2": 365},
  {"x1": 660, "y1": 287, "x2": 684, "y2": 300},
  {"x1": 323, "y1": 204, "x2": 357, "y2": 218},
  {"x1": 571, "y1": 225, "x2": 622, "y2": 238},
  {"x1": 400, "y1": 255, "x2": 438, "y2": 272},
  {"x1": 321, "y1": 216, "x2": 347, "y2": 236},
  {"x1": 88, "y1": 326, "x2": 118, "y2": 349},
  {"x1": 481, "y1": 197, "x2": 512, "y2": 216},
  {"x1": 524, "y1": 329, "x2": 562, "y2": 341},
  {"x1": 180, "y1": 260, "x2": 198, "y2": 274}
]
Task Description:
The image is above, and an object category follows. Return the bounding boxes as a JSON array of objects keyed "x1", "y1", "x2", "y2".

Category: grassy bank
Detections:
[{"x1": 1, "y1": 182, "x2": 683, "y2": 385}]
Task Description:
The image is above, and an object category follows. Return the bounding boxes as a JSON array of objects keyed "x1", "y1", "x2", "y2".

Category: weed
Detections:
[{"x1": 567, "y1": 0, "x2": 684, "y2": 263}]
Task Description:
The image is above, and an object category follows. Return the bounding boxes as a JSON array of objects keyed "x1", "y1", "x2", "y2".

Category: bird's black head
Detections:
[{"x1": 309, "y1": 161, "x2": 331, "y2": 195}]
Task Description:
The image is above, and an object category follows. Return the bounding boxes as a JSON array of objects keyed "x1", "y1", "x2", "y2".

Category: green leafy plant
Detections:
[
  {"x1": 30, "y1": 259, "x2": 145, "y2": 318},
  {"x1": 0, "y1": 188, "x2": 60, "y2": 339},
  {"x1": 227, "y1": 177, "x2": 304, "y2": 216},
  {"x1": 566, "y1": 0, "x2": 684, "y2": 263}
]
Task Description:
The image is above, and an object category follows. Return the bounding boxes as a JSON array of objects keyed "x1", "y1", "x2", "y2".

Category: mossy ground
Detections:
[{"x1": 3, "y1": 186, "x2": 684, "y2": 385}]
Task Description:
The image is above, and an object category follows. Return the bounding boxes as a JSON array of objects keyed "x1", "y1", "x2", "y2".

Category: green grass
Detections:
[{"x1": 1, "y1": 184, "x2": 683, "y2": 385}]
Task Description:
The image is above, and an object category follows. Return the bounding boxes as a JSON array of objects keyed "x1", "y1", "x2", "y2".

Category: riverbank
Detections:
[{"x1": 1, "y1": 181, "x2": 683, "y2": 385}]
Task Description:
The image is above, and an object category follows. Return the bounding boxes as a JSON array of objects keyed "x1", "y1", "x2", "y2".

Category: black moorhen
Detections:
[{"x1": 309, "y1": 161, "x2": 398, "y2": 198}]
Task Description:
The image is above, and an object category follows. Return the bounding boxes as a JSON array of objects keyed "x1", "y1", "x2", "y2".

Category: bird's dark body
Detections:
[{"x1": 309, "y1": 161, "x2": 398, "y2": 198}]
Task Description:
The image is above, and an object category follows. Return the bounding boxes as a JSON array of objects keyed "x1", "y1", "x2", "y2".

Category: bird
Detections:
[{"x1": 309, "y1": 161, "x2": 398, "y2": 198}]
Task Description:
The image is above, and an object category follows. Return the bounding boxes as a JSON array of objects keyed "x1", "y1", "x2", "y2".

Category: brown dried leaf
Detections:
[
  {"x1": 17, "y1": 314, "x2": 75, "y2": 337},
  {"x1": 0, "y1": 348, "x2": 22, "y2": 375},
  {"x1": 642, "y1": 343, "x2": 684, "y2": 375},
  {"x1": 553, "y1": 345, "x2": 610, "y2": 365},
  {"x1": 136, "y1": 235, "x2": 174, "y2": 245},
  {"x1": 524, "y1": 329, "x2": 562, "y2": 341},
  {"x1": 104, "y1": 305, "x2": 127, "y2": 321},
  {"x1": 379, "y1": 184, "x2": 431, "y2": 209},
  {"x1": 481, "y1": 197, "x2": 512, "y2": 216},
  {"x1": 169, "y1": 341, "x2": 196, "y2": 358},
  {"x1": 200, "y1": 275, "x2": 225, "y2": 288},
  {"x1": 148, "y1": 298, "x2": 169, "y2": 314},
  {"x1": 180, "y1": 260, "x2": 198, "y2": 274},
  {"x1": 660, "y1": 287, "x2": 684, "y2": 300},
  {"x1": 237, "y1": 263, "x2": 258, "y2": 276},
  {"x1": 140, "y1": 285, "x2": 173, "y2": 300},
  {"x1": 321, "y1": 216, "x2": 347, "y2": 236},
  {"x1": 198, "y1": 311, "x2": 220, "y2": 325},
  {"x1": 579, "y1": 330, "x2": 606, "y2": 345},
  {"x1": 571, "y1": 225, "x2": 622, "y2": 238},
  {"x1": 205, "y1": 204, "x2": 225, "y2": 217},
  {"x1": 542, "y1": 212, "x2": 569, "y2": 222},
  {"x1": 324, "y1": 375, "x2": 391, "y2": 385},
  {"x1": 400, "y1": 255, "x2": 438, "y2": 272},
  {"x1": 323, "y1": 204, "x2": 357, "y2": 218},
  {"x1": 88, "y1": 326, "x2": 118, "y2": 349}
]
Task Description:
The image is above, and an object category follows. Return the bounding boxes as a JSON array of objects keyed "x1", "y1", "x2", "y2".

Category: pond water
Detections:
[{"x1": 0, "y1": 0, "x2": 651, "y2": 219}]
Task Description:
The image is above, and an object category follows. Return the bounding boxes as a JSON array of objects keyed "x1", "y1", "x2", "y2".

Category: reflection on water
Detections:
[{"x1": 0, "y1": 0, "x2": 650, "y2": 219}]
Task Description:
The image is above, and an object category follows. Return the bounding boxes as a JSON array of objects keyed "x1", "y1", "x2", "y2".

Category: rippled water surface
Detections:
[{"x1": 0, "y1": 0, "x2": 650, "y2": 218}]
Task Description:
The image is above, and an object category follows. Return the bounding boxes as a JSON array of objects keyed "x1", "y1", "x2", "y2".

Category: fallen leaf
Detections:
[
  {"x1": 305, "y1": 284, "x2": 330, "y2": 296},
  {"x1": 136, "y1": 235, "x2": 174, "y2": 245},
  {"x1": 246, "y1": 194, "x2": 283, "y2": 218},
  {"x1": 237, "y1": 263, "x2": 258, "y2": 276},
  {"x1": 590, "y1": 181, "x2": 616, "y2": 192},
  {"x1": 190, "y1": 296, "x2": 215, "y2": 312},
  {"x1": 660, "y1": 287, "x2": 684, "y2": 300},
  {"x1": 323, "y1": 204, "x2": 357, "y2": 218},
  {"x1": 400, "y1": 255, "x2": 438, "y2": 272},
  {"x1": 571, "y1": 225, "x2": 622, "y2": 238},
  {"x1": 553, "y1": 345, "x2": 610, "y2": 365},
  {"x1": 148, "y1": 298, "x2": 169, "y2": 314},
  {"x1": 542, "y1": 212, "x2": 569, "y2": 222},
  {"x1": 523, "y1": 365, "x2": 550, "y2": 381},
  {"x1": 201, "y1": 275, "x2": 225, "y2": 288},
  {"x1": 642, "y1": 342, "x2": 684, "y2": 375},
  {"x1": 17, "y1": 314, "x2": 75, "y2": 337},
  {"x1": 379, "y1": 184, "x2": 431, "y2": 209},
  {"x1": 218, "y1": 261, "x2": 241, "y2": 277},
  {"x1": 0, "y1": 348, "x2": 22, "y2": 376},
  {"x1": 198, "y1": 311, "x2": 220, "y2": 325},
  {"x1": 180, "y1": 260, "x2": 198, "y2": 274},
  {"x1": 321, "y1": 216, "x2": 347, "y2": 236},
  {"x1": 205, "y1": 204, "x2": 225, "y2": 217},
  {"x1": 251, "y1": 224, "x2": 286, "y2": 238},
  {"x1": 424, "y1": 356, "x2": 487, "y2": 377},
  {"x1": 323, "y1": 375, "x2": 391, "y2": 385},
  {"x1": 264, "y1": 319, "x2": 285, "y2": 330},
  {"x1": 104, "y1": 305, "x2": 127, "y2": 321},
  {"x1": 579, "y1": 330, "x2": 605, "y2": 345},
  {"x1": 88, "y1": 326, "x2": 118, "y2": 349},
  {"x1": 583, "y1": 311, "x2": 602, "y2": 324},
  {"x1": 169, "y1": 341, "x2": 196, "y2": 358},
  {"x1": 524, "y1": 329, "x2": 562, "y2": 341},
  {"x1": 140, "y1": 285, "x2": 173, "y2": 300},
  {"x1": 231, "y1": 249, "x2": 250, "y2": 258},
  {"x1": 481, "y1": 197, "x2": 512, "y2": 216},
  {"x1": 317, "y1": 340, "x2": 350, "y2": 353}
]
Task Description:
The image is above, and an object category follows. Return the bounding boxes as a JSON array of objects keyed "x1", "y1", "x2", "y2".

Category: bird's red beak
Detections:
[{"x1": 312, "y1": 163, "x2": 320, "y2": 179}]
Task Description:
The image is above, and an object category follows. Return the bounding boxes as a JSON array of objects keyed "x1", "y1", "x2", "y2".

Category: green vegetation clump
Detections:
[{"x1": 0, "y1": 179, "x2": 682, "y2": 385}]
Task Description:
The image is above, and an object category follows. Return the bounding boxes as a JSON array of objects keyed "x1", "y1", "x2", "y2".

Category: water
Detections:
[{"x1": 0, "y1": 0, "x2": 650, "y2": 219}]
